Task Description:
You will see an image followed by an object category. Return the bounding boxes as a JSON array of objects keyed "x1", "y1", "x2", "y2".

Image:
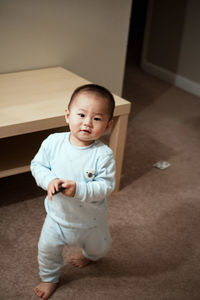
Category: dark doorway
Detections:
[{"x1": 125, "y1": 0, "x2": 148, "y2": 68}]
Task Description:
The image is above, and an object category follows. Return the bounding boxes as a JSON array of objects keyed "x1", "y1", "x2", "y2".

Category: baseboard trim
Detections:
[{"x1": 141, "y1": 60, "x2": 200, "y2": 97}]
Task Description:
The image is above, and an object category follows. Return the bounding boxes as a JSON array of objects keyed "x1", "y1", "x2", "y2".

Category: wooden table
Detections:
[{"x1": 0, "y1": 67, "x2": 131, "y2": 191}]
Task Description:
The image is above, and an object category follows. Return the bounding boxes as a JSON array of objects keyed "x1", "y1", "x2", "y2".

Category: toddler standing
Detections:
[{"x1": 31, "y1": 84, "x2": 116, "y2": 299}]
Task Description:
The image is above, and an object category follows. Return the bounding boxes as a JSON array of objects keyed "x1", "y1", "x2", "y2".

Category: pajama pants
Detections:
[{"x1": 37, "y1": 214, "x2": 112, "y2": 283}]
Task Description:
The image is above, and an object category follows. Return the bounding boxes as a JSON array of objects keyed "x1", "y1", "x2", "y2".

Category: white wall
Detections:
[
  {"x1": 0, "y1": 0, "x2": 132, "y2": 95},
  {"x1": 141, "y1": 0, "x2": 200, "y2": 97},
  {"x1": 177, "y1": 0, "x2": 200, "y2": 83}
]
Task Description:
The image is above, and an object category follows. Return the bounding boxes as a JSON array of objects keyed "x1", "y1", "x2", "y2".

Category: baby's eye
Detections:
[
  {"x1": 78, "y1": 113, "x2": 85, "y2": 118},
  {"x1": 94, "y1": 117, "x2": 101, "y2": 121}
]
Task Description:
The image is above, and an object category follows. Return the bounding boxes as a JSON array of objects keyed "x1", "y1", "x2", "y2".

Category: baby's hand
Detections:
[
  {"x1": 48, "y1": 178, "x2": 64, "y2": 200},
  {"x1": 61, "y1": 180, "x2": 76, "y2": 197}
]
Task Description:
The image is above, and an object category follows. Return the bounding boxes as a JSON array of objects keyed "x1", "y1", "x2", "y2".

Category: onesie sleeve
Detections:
[
  {"x1": 30, "y1": 135, "x2": 58, "y2": 190},
  {"x1": 75, "y1": 152, "x2": 116, "y2": 203}
]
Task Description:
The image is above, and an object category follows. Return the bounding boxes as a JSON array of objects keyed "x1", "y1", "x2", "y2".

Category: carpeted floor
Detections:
[{"x1": 1, "y1": 65, "x2": 200, "y2": 300}]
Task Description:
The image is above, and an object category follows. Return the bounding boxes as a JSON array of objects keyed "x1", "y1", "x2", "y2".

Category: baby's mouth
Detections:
[{"x1": 81, "y1": 129, "x2": 91, "y2": 134}]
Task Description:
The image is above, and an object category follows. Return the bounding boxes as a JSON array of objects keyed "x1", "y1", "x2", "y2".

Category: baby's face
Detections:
[{"x1": 65, "y1": 92, "x2": 112, "y2": 147}]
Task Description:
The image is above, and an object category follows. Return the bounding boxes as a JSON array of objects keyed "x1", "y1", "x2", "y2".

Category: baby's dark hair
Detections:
[{"x1": 68, "y1": 84, "x2": 115, "y2": 120}]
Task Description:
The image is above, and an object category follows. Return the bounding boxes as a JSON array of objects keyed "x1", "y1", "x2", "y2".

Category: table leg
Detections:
[{"x1": 109, "y1": 114, "x2": 129, "y2": 191}]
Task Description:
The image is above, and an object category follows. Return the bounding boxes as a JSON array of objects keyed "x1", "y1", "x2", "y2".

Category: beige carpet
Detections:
[{"x1": 1, "y1": 66, "x2": 200, "y2": 300}]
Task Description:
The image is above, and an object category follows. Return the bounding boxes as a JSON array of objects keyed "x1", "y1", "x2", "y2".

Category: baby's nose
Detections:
[{"x1": 84, "y1": 117, "x2": 92, "y2": 126}]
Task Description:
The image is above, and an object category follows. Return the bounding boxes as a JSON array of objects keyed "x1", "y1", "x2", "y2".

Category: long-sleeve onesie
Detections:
[{"x1": 31, "y1": 132, "x2": 115, "y2": 282}]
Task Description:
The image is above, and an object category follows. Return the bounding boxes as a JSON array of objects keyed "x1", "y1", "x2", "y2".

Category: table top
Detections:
[{"x1": 0, "y1": 67, "x2": 131, "y2": 138}]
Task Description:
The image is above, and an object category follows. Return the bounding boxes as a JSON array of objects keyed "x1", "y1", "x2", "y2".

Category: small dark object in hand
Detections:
[{"x1": 53, "y1": 185, "x2": 66, "y2": 195}]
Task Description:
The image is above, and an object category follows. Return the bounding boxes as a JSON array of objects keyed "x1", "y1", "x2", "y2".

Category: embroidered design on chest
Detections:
[{"x1": 84, "y1": 169, "x2": 96, "y2": 180}]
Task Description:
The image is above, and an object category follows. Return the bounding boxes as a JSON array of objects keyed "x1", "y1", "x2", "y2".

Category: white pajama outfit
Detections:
[{"x1": 31, "y1": 132, "x2": 115, "y2": 283}]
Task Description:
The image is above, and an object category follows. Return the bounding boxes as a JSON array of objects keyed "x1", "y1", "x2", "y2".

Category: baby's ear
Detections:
[
  {"x1": 106, "y1": 119, "x2": 114, "y2": 131},
  {"x1": 65, "y1": 108, "x2": 70, "y2": 124}
]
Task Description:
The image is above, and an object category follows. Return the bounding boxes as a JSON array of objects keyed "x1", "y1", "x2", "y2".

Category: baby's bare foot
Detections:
[
  {"x1": 69, "y1": 252, "x2": 91, "y2": 268},
  {"x1": 34, "y1": 282, "x2": 58, "y2": 299}
]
